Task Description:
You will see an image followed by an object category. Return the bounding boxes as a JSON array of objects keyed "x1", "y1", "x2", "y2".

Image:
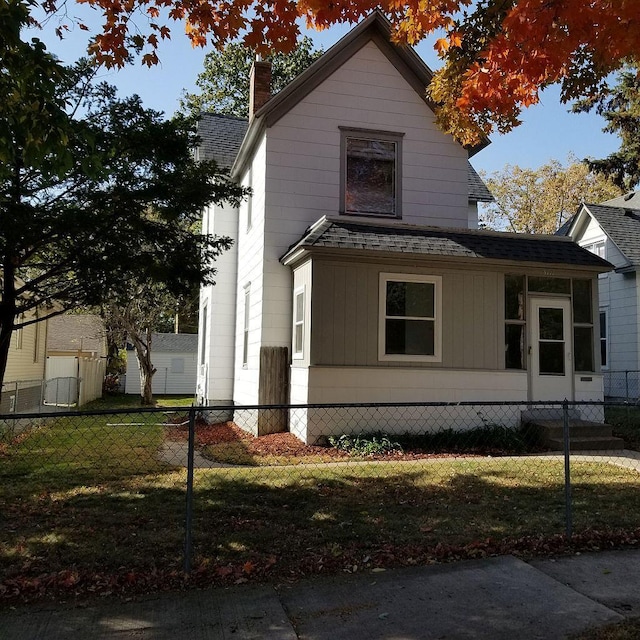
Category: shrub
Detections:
[{"x1": 328, "y1": 432, "x2": 403, "y2": 456}]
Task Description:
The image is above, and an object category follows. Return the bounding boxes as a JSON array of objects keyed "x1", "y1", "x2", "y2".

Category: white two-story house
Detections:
[
  {"x1": 560, "y1": 191, "x2": 640, "y2": 398},
  {"x1": 196, "y1": 12, "x2": 610, "y2": 443}
]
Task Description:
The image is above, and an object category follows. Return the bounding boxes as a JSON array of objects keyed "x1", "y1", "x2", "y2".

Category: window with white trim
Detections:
[
  {"x1": 584, "y1": 240, "x2": 605, "y2": 258},
  {"x1": 200, "y1": 305, "x2": 208, "y2": 366},
  {"x1": 600, "y1": 309, "x2": 608, "y2": 368},
  {"x1": 379, "y1": 274, "x2": 442, "y2": 361},
  {"x1": 293, "y1": 287, "x2": 305, "y2": 359},
  {"x1": 341, "y1": 128, "x2": 402, "y2": 217},
  {"x1": 242, "y1": 286, "x2": 250, "y2": 367}
]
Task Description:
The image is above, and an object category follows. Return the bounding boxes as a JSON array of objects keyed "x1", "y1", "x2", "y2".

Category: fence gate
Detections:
[{"x1": 44, "y1": 356, "x2": 79, "y2": 406}]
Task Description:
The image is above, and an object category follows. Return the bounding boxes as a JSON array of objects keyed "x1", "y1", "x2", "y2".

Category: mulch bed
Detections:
[
  {"x1": 165, "y1": 420, "x2": 351, "y2": 460},
  {"x1": 163, "y1": 419, "x2": 510, "y2": 462}
]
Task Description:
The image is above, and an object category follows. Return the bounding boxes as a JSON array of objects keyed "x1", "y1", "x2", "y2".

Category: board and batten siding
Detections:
[{"x1": 309, "y1": 259, "x2": 501, "y2": 371}]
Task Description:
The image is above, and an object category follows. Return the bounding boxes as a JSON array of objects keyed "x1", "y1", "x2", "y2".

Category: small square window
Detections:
[{"x1": 341, "y1": 129, "x2": 402, "y2": 217}]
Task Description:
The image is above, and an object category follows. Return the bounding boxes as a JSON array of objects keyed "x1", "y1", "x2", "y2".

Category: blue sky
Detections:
[{"x1": 30, "y1": 11, "x2": 619, "y2": 176}]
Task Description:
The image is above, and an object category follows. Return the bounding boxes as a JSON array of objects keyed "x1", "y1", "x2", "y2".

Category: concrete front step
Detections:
[
  {"x1": 525, "y1": 419, "x2": 615, "y2": 440},
  {"x1": 546, "y1": 436, "x2": 625, "y2": 451},
  {"x1": 523, "y1": 418, "x2": 625, "y2": 452}
]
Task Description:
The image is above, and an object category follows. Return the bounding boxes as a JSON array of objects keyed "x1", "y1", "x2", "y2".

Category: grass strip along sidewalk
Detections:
[{"x1": 1, "y1": 397, "x2": 640, "y2": 603}]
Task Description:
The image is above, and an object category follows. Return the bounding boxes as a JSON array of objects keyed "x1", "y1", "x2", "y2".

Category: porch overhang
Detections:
[{"x1": 280, "y1": 216, "x2": 614, "y2": 275}]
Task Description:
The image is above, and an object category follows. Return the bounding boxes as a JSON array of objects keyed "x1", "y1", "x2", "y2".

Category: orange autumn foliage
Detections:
[{"x1": 42, "y1": 0, "x2": 640, "y2": 144}]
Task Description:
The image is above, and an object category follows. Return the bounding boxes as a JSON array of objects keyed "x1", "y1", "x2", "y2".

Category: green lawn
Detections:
[{"x1": 1, "y1": 408, "x2": 640, "y2": 601}]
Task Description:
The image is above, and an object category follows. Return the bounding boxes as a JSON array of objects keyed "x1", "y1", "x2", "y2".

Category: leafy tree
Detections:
[
  {"x1": 0, "y1": 21, "x2": 246, "y2": 395},
  {"x1": 481, "y1": 157, "x2": 622, "y2": 234},
  {"x1": 40, "y1": 0, "x2": 640, "y2": 144},
  {"x1": 180, "y1": 37, "x2": 323, "y2": 119},
  {"x1": 573, "y1": 68, "x2": 640, "y2": 191}
]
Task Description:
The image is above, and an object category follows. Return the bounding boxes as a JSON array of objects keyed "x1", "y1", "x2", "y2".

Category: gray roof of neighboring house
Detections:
[
  {"x1": 197, "y1": 113, "x2": 493, "y2": 203},
  {"x1": 47, "y1": 314, "x2": 107, "y2": 356},
  {"x1": 151, "y1": 333, "x2": 198, "y2": 353},
  {"x1": 581, "y1": 199, "x2": 640, "y2": 267},
  {"x1": 557, "y1": 192, "x2": 640, "y2": 267},
  {"x1": 281, "y1": 217, "x2": 611, "y2": 269}
]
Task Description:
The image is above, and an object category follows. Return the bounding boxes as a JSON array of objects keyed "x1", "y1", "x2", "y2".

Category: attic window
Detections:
[
  {"x1": 584, "y1": 241, "x2": 605, "y2": 259},
  {"x1": 340, "y1": 128, "x2": 402, "y2": 217}
]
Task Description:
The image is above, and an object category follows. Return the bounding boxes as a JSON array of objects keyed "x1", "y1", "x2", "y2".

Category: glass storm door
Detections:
[{"x1": 529, "y1": 298, "x2": 573, "y2": 401}]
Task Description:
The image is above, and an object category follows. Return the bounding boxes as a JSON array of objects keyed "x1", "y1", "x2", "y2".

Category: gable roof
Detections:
[
  {"x1": 281, "y1": 217, "x2": 611, "y2": 271},
  {"x1": 560, "y1": 192, "x2": 640, "y2": 268},
  {"x1": 197, "y1": 112, "x2": 492, "y2": 201},
  {"x1": 217, "y1": 11, "x2": 488, "y2": 179}
]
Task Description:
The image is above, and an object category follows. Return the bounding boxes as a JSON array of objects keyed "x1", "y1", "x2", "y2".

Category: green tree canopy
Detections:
[
  {"x1": 574, "y1": 68, "x2": 640, "y2": 191},
  {"x1": 180, "y1": 37, "x2": 323, "y2": 119},
  {"x1": 0, "y1": 23, "x2": 246, "y2": 391}
]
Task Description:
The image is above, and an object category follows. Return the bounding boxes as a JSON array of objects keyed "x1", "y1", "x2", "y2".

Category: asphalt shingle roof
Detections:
[
  {"x1": 151, "y1": 333, "x2": 198, "y2": 354},
  {"x1": 197, "y1": 114, "x2": 249, "y2": 170},
  {"x1": 467, "y1": 163, "x2": 494, "y2": 202},
  {"x1": 581, "y1": 197, "x2": 640, "y2": 266},
  {"x1": 47, "y1": 315, "x2": 107, "y2": 356},
  {"x1": 281, "y1": 218, "x2": 611, "y2": 269}
]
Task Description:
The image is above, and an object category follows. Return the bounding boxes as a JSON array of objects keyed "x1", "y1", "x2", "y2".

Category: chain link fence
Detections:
[
  {"x1": 1, "y1": 399, "x2": 639, "y2": 599},
  {"x1": 604, "y1": 370, "x2": 640, "y2": 402}
]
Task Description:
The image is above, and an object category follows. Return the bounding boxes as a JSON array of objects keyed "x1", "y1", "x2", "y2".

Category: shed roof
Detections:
[
  {"x1": 151, "y1": 333, "x2": 198, "y2": 354},
  {"x1": 281, "y1": 217, "x2": 612, "y2": 270}
]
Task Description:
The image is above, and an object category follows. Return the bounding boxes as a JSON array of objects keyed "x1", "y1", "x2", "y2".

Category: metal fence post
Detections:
[
  {"x1": 562, "y1": 399, "x2": 572, "y2": 539},
  {"x1": 183, "y1": 406, "x2": 196, "y2": 574},
  {"x1": 626, "y1": 370, "x2": 630, "y2": 403}
]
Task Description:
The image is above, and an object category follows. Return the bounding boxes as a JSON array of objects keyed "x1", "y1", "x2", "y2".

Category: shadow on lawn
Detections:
[{"x1": 3, "y1": 462, "x2": 640, "y2": 596}]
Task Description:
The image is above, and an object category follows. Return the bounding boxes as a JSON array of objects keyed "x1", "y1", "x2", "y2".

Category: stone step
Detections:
[{"x1": 546, "y1": 436, "x2": 625, "y2": 452}]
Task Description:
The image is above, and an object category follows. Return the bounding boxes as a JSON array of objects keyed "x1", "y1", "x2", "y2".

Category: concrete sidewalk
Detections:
[{"x1": 2, "y1": 550, "x2": 639, "y2": 639}]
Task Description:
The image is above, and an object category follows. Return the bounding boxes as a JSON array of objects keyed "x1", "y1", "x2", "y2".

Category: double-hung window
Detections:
[
  {"x1": 379, "y1": 274, "x2": 441, "y2": 361},
  {"x1": 341, "y1": 128, "x2": 402, "y2": 217},
  {"x1": 293, "y1": 287, "x2": 305, "y2": 359}
]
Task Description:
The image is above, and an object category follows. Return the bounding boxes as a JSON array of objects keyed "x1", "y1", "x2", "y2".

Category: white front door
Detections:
[{"x1": 529, "y1": 298, "x2": 573, "y2": 401}]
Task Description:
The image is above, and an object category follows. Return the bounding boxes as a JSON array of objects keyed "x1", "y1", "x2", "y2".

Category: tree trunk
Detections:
[
  {"x1": 132, "y1": 327, "x2": 156, "y2": 405},
  {"x1": 0, "y1": 260, "x2": 18, "y2": 399}
]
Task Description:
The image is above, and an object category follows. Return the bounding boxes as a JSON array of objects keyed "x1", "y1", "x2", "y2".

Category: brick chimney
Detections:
[{"x1": 249, "y1": 58, "x2": 272, "y2": 118}]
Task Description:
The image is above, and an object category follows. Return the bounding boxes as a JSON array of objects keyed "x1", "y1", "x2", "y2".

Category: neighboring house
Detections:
[
  {"x1": 2, "y1": 310, "x2": 48, "y2": 413},
  {"x1": 197, "y1": 12, "x2": 611, "y2": 443},
  {"x1": 559, "y1": 191, "x2": 640, "y2": 397},
  {"x1": 45, "y1": 314, "x2": 107, "y2": 407},
  {"x1": 125, "y1": 333, "x2": 198, "y2": 396}
]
